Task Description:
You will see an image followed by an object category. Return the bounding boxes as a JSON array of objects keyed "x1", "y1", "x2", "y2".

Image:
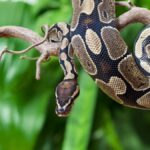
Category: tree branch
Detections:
[
  {"x1": 115, "y1": 1, "x2": 134, "y2": 9},
  {"x1": 0, "y1": 1, "x2": 150, "y2": 79},
  {"x1": 0, "y1": 26, "x2": 61, "y2": 80},
  {"x1": 115, "y1": 1, "x2": 150, "y2": 30},
  {"x1": 0, "y1": 26, "x2": 60, "y2": 55}
]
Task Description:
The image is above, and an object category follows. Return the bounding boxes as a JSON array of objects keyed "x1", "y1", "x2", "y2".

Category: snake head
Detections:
[
  {"x1": 55, "y1": 79, "x2": 80, "y2": 117},
  {"x1": 42, "y1": 22, "x2": 70, "y2": 44}
]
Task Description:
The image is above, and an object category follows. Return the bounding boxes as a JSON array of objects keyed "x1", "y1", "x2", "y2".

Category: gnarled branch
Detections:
[
  {"x1": 0, "y1": 26, "x2": 60, "y2": 55},
  {"x1": 115, "y1": 1, "x2": 150, "y2": 30},
  {"x1": 0, "y1": 26, "x2": 61, "y2": 80}
]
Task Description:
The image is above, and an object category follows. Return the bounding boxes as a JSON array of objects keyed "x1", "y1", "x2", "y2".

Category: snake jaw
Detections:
[{"x1": 55, "y1": 79, "x2": 80, "y2": 117}]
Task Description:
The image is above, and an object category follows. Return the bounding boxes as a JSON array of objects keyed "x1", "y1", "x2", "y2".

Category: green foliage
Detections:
[
  {"x1": 0, "y1": 0, "x2": 150, "y2": 150},
  {"x1": 63, "y1": 71, "x2": 97, "y2": 150}
]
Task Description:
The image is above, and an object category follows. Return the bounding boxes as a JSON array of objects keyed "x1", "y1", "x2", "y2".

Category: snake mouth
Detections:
[{"x1": 55, "y1": 105, "x2": 72, "y2": 117}]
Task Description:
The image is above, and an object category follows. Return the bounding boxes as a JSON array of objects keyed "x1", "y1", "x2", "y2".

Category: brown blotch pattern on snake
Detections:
[
  {"x1": 108, "y1": 76, "x2": 127, "y2": 95},
  {"x1": 137, "y1": 92, "x2": 150, "y2": 108},
  {"x1": 95, "y1": 78, "x2": 124, "y2": 104},
  {"x1": 81, "y1": 0, "x2": 95, "y2": 15},
  {"x1": 72, "y1": 35, "x2": 97, "y2": 75},
  {"x1": 71, "y1": 0, "x2": 95, "y2": 31},
  {"x1": 60, "y1": 52, "x2": 75, "y2": 79},
  {"x1": 101, "y1": 26, "x2": 127, "y2": 60},
  {"x1": 61, "y1": 38, "x2": 69, "y2": 50},
  {"x1": 97, "y1": 0, "x2": 115, "y2": 23},
  {"x1": 85, "y1": 29, "x2": 102, "y2": 55},
  {"x1": 118, "y1": 55, "x2": 150, "y2": 91},
  {"x1": 57, "y1": 22, "x2": 69, "y2": 36}
]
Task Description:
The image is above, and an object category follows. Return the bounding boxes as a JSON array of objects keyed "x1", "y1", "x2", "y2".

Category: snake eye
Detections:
[
  {"x1": 50, "y1": 39, "x2": 59, "y2": 43},
  {"x1": 47, "y1": 25, "x2": 62, "y2": 43},
  {"x1": 55, "y1": 79, "x2": 80, "y2": 117}
]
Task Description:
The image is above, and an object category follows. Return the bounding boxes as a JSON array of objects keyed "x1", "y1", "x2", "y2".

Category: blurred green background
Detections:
[{"x1": 0, "y1": 0, "x2": 150, "y2": 150}]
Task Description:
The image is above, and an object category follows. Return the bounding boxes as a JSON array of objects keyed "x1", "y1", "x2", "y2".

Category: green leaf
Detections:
[
  {"x1": 62, "y1": 70, "x2": 97, "y2": 150},
  {"x1": 0, "y1": 2, "x2": 51, "y2": 150}
]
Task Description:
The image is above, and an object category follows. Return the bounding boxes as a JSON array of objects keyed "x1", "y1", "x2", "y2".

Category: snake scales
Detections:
[
  {"x1": 1, "y1": 0, "x2": 149, "y2": 117},
  {"x1": 48, "y1": 0, "x2": 150, "y2": 117}
]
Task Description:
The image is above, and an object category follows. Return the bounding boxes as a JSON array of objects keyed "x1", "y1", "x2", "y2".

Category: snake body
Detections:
[{"x1": 50, "y1": 0, "x2": 150, "y2": 116}]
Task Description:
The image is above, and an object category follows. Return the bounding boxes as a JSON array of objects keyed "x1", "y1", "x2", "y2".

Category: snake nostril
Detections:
[{"x1": 57, "y1": 108, "x2": 64, "y2": 113}]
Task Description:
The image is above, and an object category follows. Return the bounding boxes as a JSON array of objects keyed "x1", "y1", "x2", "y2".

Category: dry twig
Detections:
[{"x1": 115, "y1": 1, "x2": 150, "y2": 30}]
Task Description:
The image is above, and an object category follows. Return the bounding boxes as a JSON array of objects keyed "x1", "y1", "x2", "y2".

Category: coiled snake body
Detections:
[{"x1": 49, "y1": 0, "x2": 150, "y2": 116}]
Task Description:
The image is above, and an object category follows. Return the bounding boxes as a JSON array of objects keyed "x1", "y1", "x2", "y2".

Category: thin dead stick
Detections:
[
  {"x1": 36, "y1": 51, "x2": 50, "y2": 80},
  {"x1": 0, "y1": 25, "x2": 50, "y2": 59},
  {"x1": 115, "y1": 0, "x2": 134, "y2": 9},
  {"x1": 20, "y1": 55, "x2": 39, "y2": 60},
  {"x1": 0, "y1": 26, "x2": 60, "y2": 55}
]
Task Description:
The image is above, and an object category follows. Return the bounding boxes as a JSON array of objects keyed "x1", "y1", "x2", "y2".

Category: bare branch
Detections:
[
  {"x1": 0, "y1": 1, "x2": 150, "y2": 79},
  {"x1": 0, "y1": 25, "x2": 61, "y2": 79},
  {"x1": 115, "y1": 2, "x2": 150, "y2": 30},
  {"x1": 20, "y1": 55, "x2": 38, "y2": 60},
  {"x1": 0, "y1": 26, "x2": 60, "y2": 55},
  {"x1": 115, "y1": 1, "x2": 134, "y2": 9},
  {"x1": 36, "y1": 51, "x2": 50, "y2": 80}
]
